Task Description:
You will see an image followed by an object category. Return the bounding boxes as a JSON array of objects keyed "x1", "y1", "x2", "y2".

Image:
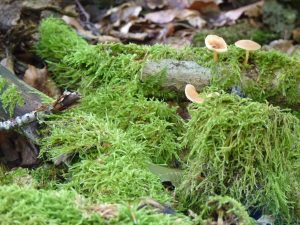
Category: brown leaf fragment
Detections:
[
  {"x1": 177, "y1": 9, "x2": 206, "y2": 28},
  {"x1": 146, "y1": 9, "x2": 206, "y2": 28},
  {"x1": 106, "y1": 2, "x2": 142, "y2": 27},
  {"x1": 145, "y1": 9, "x2": 178, "y2": 24},
  {"x1": 89, "y1": 204, "x2": 119, "y2": 220},
  {"x1": 97, "y1": 35, "x2": 120, "y2": 43},
  {"x1": 110, "y1": 30, "x2": 148, "y2": 41},
  {"x1": 24, "y1": 65, "x2": 60, "y2": 98},
  {"x1": 224, "y1": 0, "x2": 263, "y2": 21},
  {"x1": 62, "y1": 15, "x2": 98, "y2": 40},
  {"x1": 188, "y1": 0, "x2": 220, "y2": 12}
]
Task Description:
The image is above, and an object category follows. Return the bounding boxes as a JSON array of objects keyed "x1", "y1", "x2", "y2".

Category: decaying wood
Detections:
[
  {"x1": 0, "y1": 64, "x2": 45, "y2": 119},
  {"x1": 142, "y1": 59, "x2": 212, "y2": 91},
  {"x1": 141, "y1": 59, "x2": 300, "y2": 109},
  {"x1": 0, "y1": 64, "x2": 80, "y2": 168}
]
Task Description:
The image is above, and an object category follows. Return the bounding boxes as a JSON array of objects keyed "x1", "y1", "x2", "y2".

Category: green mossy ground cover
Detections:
[
  {"x1": 0, "y1": 77, "x2": 25, "y2": 117},
  {"x1": 2, "y1": 17, "x2": 300, "y2": 224},
  {"x1": 37, "y1": 18, "x2": 300, "y2": 108},
  {"x1": 178, "y1": 93, "x2": 300, "y2": 223},
  {"x1": 0, "y1": 185, "x2": 193, "y2": 225}
]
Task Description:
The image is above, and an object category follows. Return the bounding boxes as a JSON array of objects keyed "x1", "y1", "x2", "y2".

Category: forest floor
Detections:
[{"x1": 0, "y1": 1, "x2": 300, "y2": 225}]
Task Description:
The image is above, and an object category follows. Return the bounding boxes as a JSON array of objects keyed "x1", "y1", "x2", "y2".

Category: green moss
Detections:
[
  {"x1": 40, "y1": 103, "x2": 182, "y2": 164},
  {"x1": 64, "y1": 155, "x2": 171, "y2": 203},
  {"x1": 0, "y1": 184, "x2": 193, "y2": 225},
  {"x1": 78, "y1": 82, "x2": 184, "y2": 163},
  {"x1": 112, "y1": 205, "x2": 193, "y2": 225},
  {"x1": 0, "y1": 76, "x2": 6, "y2": 90},
  {"x1": 192, "y1": 21, "x2": 278, "y2": 47},
  {"x1": 0, "y1": 185, "x2": 103, "y2": 225},
  {"x1": 36, "y1": 17, "x2": 88, "y2": 63},
  {"x1": 0, "y1": 167, "x2": 35, "y2": 187},
  {"x1": 33, "y1": 17, "x2": 300, "y2": 223},
  {"x1": 0, "y1": 77, "x2": 25, "y2": 117},
  {"x1": 39, "y1": 112, "x2": 175, "y2": 202},
  {"x1": 37, "y1": 18, "x2": 300, "y2": 109},
  {"x1": 197, "y1": 196, "x2": 255, "y2": 225},
  {"x1": 178, "y1": 93, "x2": 300, "y2": 221},
  {"x1": 0, "y1": 165, "x2": 65, "y2": 190}
]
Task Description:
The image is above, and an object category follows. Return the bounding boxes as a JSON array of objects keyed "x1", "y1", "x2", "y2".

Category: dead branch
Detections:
[
  {"x1": 0, "y1": 64, "x2": 80, "y2": 168},
  {"x1": 141, "y1": 59, "x2": 300, "y2": 109}
]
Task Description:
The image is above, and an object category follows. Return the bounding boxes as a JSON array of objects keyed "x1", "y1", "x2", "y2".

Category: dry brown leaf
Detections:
[
  {"x1": 97, "y1": 35, "x2": 120, "y2": 43},
  {"x1": 177, "y1": 9, "x2": 206, "y2": 28},
  {"x1": 62, "y1": 15, "x2": 98, "y2": 40},
  {"x1": 110, "y1": 30, "x2": 148, "y2": 41},
  {"x1": 146, "y1": 9, "x2": 206, "y2": 28},
  {"x1": 106, "y1": 2, "x2": 142, "y2": 27},
  {"x1": 62, "y1": 15, "x2": 120, "y2": 43},
  {"x1": 188, "y1": 0, "x2": 220, "y2": 12},
  {"x1": 120, "y1": 21, "x2": 134, "y2": 34},
  {"x1": 24, "y1": 65, "x2": 60, "y2": 98},
  {"x1": 293, "y1": 27, "x2": 300, "y2": 41},
  {"x1": 145, "y1": 9, "x2": 178, "y2": 24},
  {"x1": 224, "y1": 0, "x2": 263, "y2": 21}
]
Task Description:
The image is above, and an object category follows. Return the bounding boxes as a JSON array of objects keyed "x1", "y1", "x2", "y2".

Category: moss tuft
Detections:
[
  {"x1": 64, "y1": 156, "x2": 171, "y2": 203},
  {"x1": 178, "y1": 93, "x2": 300, "y2": 221},
  {"x1": 0, "y1": 77, "x2": 25, "y2": 117},
  {"x1": 0, "y1": 185, "x2": 103, "y2": 225}
]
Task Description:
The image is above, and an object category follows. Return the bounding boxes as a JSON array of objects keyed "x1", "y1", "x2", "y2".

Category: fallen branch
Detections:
[
  {"x1": 141, "y1": 59, "x2": 300, "y2": 110},
  {"x1": 0, "y1": 64, "x2": 80, "y2": 167},
  {"x1": 0, "y1": 91, "x2": 80, "y2": 131}
]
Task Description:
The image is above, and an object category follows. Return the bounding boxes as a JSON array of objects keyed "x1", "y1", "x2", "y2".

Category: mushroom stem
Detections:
[
  {"x1": 213, "y1": 51, "x2": 218, "y2": 62},
  {"x1": 244, "y1": 50, "x2": 249, "y2": 65}
]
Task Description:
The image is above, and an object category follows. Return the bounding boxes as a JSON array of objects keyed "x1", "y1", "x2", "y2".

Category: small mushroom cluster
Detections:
[
  {"x1": 185, "y1": 36, "x2": 261, "y2": 104},
  {"x1": 205, "y1": 35, "x2": 261, "y2": 65}
]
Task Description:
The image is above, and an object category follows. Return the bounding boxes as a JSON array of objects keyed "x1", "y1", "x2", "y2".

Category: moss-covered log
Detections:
[{"x1": 36, "y1": 18, "x2": 300, "y2": 111}]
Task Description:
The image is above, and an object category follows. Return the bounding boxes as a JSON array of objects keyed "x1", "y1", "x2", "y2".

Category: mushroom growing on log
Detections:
[{"x1": 141, "y1": 59, "x2": 300, "y2": 110}]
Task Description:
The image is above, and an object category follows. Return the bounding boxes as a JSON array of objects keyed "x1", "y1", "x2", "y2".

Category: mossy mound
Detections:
[
  {"x1": 0, "y1": 185, "x2": 192, "y2": 225},
  {"x1": 192, "y1": 21, "x2": 278, "y2": 47},
  {"x1": 0, "y1": 185, "x2": 103, "y2": 225},
  {"x1": 178, "y1": 93, "x2": 300, "y2": 222}
]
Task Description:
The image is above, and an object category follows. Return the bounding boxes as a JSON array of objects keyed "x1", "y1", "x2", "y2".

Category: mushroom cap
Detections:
[
  {"x1": 205, "y1": 35, "x2": 228, "y2": 53},
  {"x1": 185, "y1": 84, "x2": 204, "y2": 103},
  {"x1": 235, "y1": 40, "x2": 261, "y2": 51}
]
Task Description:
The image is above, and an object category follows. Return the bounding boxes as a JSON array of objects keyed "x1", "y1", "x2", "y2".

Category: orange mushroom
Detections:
[
  {"x1": 185, "y1": 84, "x2": 204, "y2": 103},
  {"x1": 235, "y1": 40, "x2": 261, "y2": 65},
  {"x1": 205, "y1": 35, "x2": 228, "y2": 62}
]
